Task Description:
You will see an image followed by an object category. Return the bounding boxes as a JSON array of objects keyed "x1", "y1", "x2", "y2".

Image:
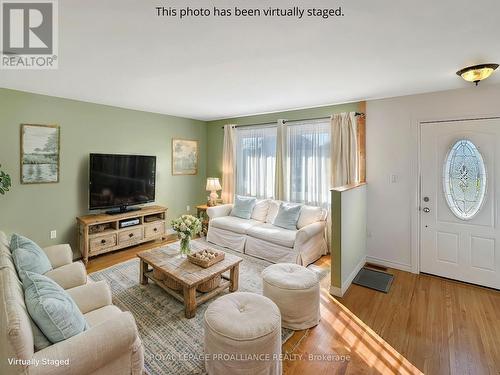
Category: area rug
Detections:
[{"x1": 89, "y1": 239, "x2": 329, "y2": 375}]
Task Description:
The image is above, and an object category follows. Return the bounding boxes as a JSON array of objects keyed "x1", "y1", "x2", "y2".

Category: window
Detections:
[
  {"x1": 235, "y1": 125, "x2": 277, "y2": 199},
  {"x1": 285, "y1": 119, "x2": 331, "y2": 208},
  {"x1": 443, "y1": 139, "x2": 487, "y2": 220}
]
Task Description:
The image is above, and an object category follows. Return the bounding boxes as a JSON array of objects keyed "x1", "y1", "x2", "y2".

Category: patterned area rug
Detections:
[{"x1": 89, "y1": 239, "x2": 329, "y2": 375}]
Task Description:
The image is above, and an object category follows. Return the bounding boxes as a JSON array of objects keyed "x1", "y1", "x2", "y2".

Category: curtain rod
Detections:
[{"x1": 221, "y1": 112, "x2": 365, "y2": 129}]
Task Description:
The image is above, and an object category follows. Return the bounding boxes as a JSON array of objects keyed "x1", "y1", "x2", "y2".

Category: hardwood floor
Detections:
[{"x1": 86, "y1": 245, "x2": 500, "y2": 375}]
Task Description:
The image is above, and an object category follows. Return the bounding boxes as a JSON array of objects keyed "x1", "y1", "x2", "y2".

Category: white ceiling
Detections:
[{"x1": 1, "y1": 0, "x2": 499, "y2": 120}]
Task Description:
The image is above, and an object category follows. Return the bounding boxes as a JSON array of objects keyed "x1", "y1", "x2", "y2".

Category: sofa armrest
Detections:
[
  {"x1": 296, "y1": 221, "x2": 325, "y2": 245},
  {"x1": 42, "y1": 244, "x2": 73, "y2": 268},
  {"x1": 44, "y1": 261, "x2": 87, "y2": 290},
  {"x1": 30, "y1": 311, "x2": 140, "y2": 375},
  {"x1": 66, "y1": 280, "x2": 112, "y2": 314},
  {"x1": 207, "y1": 204, "x2": 233, "y2": 219}
]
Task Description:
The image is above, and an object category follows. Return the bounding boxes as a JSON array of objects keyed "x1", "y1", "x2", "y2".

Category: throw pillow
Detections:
[
  {"x1": 10, "y1": 234, "x2": 52, "y2": 280},
  {"x1": 251, "y1": 199, "x2": 270, "y2": 222},
  {"x1": 273, "y1": 203, "x2": 302, "y2": 230},
  {"x1": 230, "y1": 196, "x2": 257, "y2": 219},
  {"x1": 297, "y1": 205, "x2": 325, "y2": 229},
  {"x1": 265, "y1": 200, "x2": 281, "y2": 223},
  {"x1": 22, "y1": 271, "x2": 88, "y2": 344}
]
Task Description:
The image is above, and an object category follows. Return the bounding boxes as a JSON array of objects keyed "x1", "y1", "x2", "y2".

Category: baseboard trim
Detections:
[
  {"x1": 365, "y1": 256, "x2": 412, "y2": 272},
  {"x1": 342, "y1": 256, "x2": 366, "y2": 294},
  {"x1": 329, "y1": 256, "x2": 366, "y2": 298},
  {"x1": 329, "y1": 286, "x2": 342, "y2": 297}
]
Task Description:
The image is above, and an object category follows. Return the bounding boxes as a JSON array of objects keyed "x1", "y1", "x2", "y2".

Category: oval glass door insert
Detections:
[{"x1": 443, "y1": 139, "x2": 487, "y2": 220}]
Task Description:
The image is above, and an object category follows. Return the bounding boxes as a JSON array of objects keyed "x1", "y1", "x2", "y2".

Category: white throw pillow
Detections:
[
  {"x1": 265, "y1": 200, "x2": 282, "y2": 223},
  {"x1": 297, "y1": 205, "x2": 325, "y2": 229},
  {"x1": 251, "y1": 200, "x2": 270, "y2": 222}
]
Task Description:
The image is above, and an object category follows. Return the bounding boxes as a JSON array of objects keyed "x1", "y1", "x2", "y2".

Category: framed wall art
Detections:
[
  {"x1": 172, "y1": 138, "x2": 198, "y2": 175},
  {"x1": 20, "y1": 124, "x2": 60, "y2": 184}
]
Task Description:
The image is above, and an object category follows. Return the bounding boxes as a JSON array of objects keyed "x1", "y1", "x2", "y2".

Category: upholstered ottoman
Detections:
[
  {"x1": 262, "y1": 263, "x2": 320, "y2": 330},
  {"x1": 204, "y1": 292, "x2": 282, "y2": 375}
]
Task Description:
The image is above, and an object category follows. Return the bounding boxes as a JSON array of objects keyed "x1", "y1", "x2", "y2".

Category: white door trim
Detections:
[{"x1": 411, "y1": 114, "x2": 500, "y2": 275}]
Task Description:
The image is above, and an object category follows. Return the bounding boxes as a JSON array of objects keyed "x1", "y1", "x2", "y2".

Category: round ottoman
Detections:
[
  {"x1": 262, "y1": 263, "x2": 320, "y2": 330},
  {"x1": 204, "y1": 292, "x2": 282, "y2": 375}
]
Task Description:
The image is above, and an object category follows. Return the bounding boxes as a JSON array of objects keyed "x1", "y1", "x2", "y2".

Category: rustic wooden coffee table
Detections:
[{"x1": 137, "y1": 243, "x2": 243, "y2": 318}]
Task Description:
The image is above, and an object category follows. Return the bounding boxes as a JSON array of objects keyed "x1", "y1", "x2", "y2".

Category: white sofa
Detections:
[
  {"x1": 206, "y1": 200, "x2": 328, "y2": 266},
  {"x1": 0, "y1": 231, "x2": 144, "y2": 375}
]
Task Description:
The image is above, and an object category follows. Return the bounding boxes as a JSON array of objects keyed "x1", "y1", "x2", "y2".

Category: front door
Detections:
[{"x1": 420, "y1": 118, "x2": 500, "y2": 289}]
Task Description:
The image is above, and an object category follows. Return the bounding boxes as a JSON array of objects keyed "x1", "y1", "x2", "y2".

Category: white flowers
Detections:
[{"x1": 171, "y1": 214, "x2": 202, "y2": 239}]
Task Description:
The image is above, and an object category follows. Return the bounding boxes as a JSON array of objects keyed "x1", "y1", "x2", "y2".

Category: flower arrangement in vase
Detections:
[{"x1": 171, "y1": 214, "x2": 202, "y2": 257}]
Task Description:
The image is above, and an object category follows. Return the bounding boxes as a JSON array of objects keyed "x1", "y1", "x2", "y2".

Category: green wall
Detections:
[
  {"x1": 206, "y1": 102, "x2": 361, "y2": 178},
  {"x1": 0, "y1": 88, "x2": 207, "y2": 251}
]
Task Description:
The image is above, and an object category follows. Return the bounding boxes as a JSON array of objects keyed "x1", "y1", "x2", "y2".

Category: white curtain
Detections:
[
  {"x1": 221, "y1": 124, "x2": 236, "y2": 203},
  {"x1": 274, "y1": 119, "x2": 286, "y2": 200},
  {"x1": 284, "y1": 118, "x2": 331, "y2": 209},
  {"x1": 235, "y1": 125, "x2": 277, "y2": 199},
  {"x1": 331, "y1": 112, "x2": 358, "y2": 187}
]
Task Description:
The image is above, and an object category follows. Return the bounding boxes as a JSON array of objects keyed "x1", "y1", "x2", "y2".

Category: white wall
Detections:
[
  {"x1": 341, "y1": 184, "x2": 367, "y2": 292},
  {"x1": 366, "y1": 83, "x2": 500, "y2": 272}
]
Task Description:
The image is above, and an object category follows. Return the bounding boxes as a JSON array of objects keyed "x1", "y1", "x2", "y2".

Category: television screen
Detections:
[{"x1": 89, "y1": 153, "x2": 156, "y2": 210}]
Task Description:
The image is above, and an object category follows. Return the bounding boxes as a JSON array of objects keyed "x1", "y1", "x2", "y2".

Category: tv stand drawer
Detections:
[
  {"x1": 118, "y1": 227, "x2": 144, "y2": 244},
  {"x1": 89, "y1": 233, "x2": 117, "y2": 253},
  {"x1": 144, "y1": 221, "x2": 165, "y2": 238}
]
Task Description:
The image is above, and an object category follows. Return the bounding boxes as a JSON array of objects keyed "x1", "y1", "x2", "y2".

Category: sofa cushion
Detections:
[
  {"x1": 247, "y1": 223, "x2": 297, "y2": 248},
  {"x1": 23, "y1": 271, "x2": 88, "y2": 344},
  {"x1": 297, "y1": 205, "x2": 325, "y2": 229},
  {"x1": 11, "y1": 234, "x2": 52, "y2": 280},
  {"x1": 231, "y1": 195, "x2": 257, "y2": 219},
  {"x1": 44, "y1": 262, "x2": 87, "y2": 290},
  {"x1": 273, "y1": 203, "x2": 302, "y2": 230},
  {"x1": 84, "y1": 305, "x2": 123, "y2": 327},
  {"x1": 265, "y1": 200, "x2": 282, "y2": 223},
  {"x1": 210, "y1": 216, "x2": 260, "y2": 234},
  {"x1": 251, "y1": 199, "x2": 270, "y2": 222}
]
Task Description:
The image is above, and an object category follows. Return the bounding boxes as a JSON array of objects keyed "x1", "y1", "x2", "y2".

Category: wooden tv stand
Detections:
[{"x1": 77, "y1": 205, "x2": 168, "y2": 264}]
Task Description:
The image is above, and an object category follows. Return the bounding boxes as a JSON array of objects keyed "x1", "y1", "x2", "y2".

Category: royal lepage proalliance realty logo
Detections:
[{"x1": 1, "y1": 0, "x2": 58, "y2": 69}]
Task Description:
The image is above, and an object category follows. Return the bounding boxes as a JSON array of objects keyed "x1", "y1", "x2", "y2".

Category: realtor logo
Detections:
[{"x1": 1, "y1": 0, "x2": 58, "y2": 69}]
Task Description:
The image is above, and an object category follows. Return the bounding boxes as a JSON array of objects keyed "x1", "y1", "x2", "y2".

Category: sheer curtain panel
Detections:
[
  {"x1": 235, "y1": 125, "x2": 277, "y2": 199},
  {"x1": 284, "y1": 118, "x2": 332, "y2": 208}
]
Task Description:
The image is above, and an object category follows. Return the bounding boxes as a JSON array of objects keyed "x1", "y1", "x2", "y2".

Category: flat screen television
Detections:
[{"x1": 89, "y1": 153, "x2": 156, "y2": 213}]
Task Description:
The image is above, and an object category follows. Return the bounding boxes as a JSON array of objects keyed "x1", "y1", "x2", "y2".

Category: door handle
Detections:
[{"x1": 423, "y1": 207, "x2": 430, "y2": 213}]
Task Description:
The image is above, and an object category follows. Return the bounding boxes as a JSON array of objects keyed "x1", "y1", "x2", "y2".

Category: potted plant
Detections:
[
  {"x1": 171, "y1": 214, "x2": 202, "y2": 257},
  {"x1": 0, "y1": 165, "x2": 11, "y2": 195}
]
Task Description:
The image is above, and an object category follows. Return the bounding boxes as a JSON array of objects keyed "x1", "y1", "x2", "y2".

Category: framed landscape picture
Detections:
[
  {"x1": 20, "y1": 124, "x2": 60, "y2": 184},
  {"x1": 172, "y1": 138, "x2": 198, "y2": 175}
]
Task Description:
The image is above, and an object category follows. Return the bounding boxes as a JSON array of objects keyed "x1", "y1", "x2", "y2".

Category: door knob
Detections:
[{"x1": 423, "y1": 207, "x2": 430, "y2": 213}]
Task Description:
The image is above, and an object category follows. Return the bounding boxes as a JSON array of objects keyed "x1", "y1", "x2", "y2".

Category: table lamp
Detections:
[{"x1": 206, "y1": 177, "x2": 222, "y2": 206}]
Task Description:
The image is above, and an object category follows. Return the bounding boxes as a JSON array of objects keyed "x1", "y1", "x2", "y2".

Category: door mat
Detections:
[{"x1": 352, "y1": 267, "x2": 394, "y2": 293}]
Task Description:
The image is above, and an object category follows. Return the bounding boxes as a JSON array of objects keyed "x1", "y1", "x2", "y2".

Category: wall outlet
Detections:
[
  {"x1": 186, "y1": 205, "x2": 191, "y2": 212},
  {"x1": 50, "y1": 230, "x2": 57, "y2": 239}
]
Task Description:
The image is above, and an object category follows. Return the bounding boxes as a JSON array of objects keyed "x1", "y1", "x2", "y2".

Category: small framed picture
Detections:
[
  {"x1": 172, "y1": 138, "x2": 198, "y2": 175},
  {"x1": 20, "y1": 124, "x2": 60, "y2": 184}
]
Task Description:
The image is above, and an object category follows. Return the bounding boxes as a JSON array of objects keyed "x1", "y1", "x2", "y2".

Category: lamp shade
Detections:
[{"x1": 206, "y1": 177, "x2": 222, "y2": 191}]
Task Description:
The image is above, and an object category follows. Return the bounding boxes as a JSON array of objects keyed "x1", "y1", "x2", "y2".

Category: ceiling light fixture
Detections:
[{"x1": 456, "y1": 63, "x2": 499, "y2": 86}]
